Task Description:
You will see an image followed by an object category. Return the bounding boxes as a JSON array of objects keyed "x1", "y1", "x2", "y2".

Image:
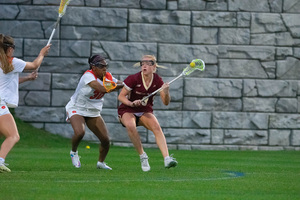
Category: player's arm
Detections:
[
  {"x1": 19, "y1": 71, "x2": 38, "y2": 84},
  {"x1": 160, "y1": 82, "x2": 170, "y2": 106},
  {"x1": 88, "y1": 80, "x2": 107, "y2": 93},
  {"x1": 24, "y1": 45, "x2": 51, "y2": 70},
  {"x1": 118, "y1": 87, "x2": 141, "y2": 107}
]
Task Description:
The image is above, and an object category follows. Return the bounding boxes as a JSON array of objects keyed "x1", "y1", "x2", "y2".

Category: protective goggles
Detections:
[
  {"x1": 90, "y1": 61, "x2": 108, "y2": 68},
  {"x1": 4, "y1": 43, "x2": 15, "y2": 49},
  {"x1": 140, "y1": 60, "x2": 155, "y2": 66}
]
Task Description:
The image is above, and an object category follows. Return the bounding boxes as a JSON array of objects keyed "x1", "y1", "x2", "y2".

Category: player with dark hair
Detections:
[{"x1": 66, "y1": 55, "x2": 123, "y2": 170}]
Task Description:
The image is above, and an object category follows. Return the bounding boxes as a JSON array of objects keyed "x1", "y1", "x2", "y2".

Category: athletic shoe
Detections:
[
  {"x1": 164, "y1": 155, "x2": 178, "y2": 168},
  {"x1": 70, "y1": 150, "x2": 81, "y2": 168},
  {"x1": 0, "y1": 161, "x2": 11, "y2": 173},
  {"x1": 97, "y1": 161, "x2": 112, "y2": 170},
  {"x1": 140, "y1": 152, "x2": 150, "y2": 172}
]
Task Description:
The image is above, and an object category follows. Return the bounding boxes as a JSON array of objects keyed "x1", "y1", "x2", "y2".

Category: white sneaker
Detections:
[
  {"x1": 70, "y1": 151, "x2": 81, "y2": 168},
  {"x1": 0, "y1": 161, "x2": 11, "y2": 173},
  {"x1": 97, "y1": 161, "x2": 112, "y2": 170},
  {"x1": 140, "y1": 152, "x2": 150, "y2": 172},
  {"x1": 164, "y1": 155, "x2": 178, "y2": 168}
]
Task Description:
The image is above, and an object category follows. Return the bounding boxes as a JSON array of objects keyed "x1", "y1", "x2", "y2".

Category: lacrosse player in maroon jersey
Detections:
[
  {"x1": 66, "y1": 55, "x2": 123, "y2": 170},
  {"x1": 118, "y1": 55, "x2": 177, "y2": 172}
]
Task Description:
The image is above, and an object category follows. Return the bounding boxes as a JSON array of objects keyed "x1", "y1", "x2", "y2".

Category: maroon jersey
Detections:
[{"x1": 118, "y1": 72, "x2": 164, "y2": 116}]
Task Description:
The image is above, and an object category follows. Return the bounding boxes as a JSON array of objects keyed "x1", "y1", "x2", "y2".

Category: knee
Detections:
[
  {"x1": 101, "y1": 136, "x2": 110, "y2": 147},
  {"x1": 14, "y1": 135, "x2": 20, "y2": 143},
  {"x1": 74, "y1": 129, "x2": 85, "y2": 138},
  {"x1": 8, "y1": 134, "x2": 20, "y2": 143}
]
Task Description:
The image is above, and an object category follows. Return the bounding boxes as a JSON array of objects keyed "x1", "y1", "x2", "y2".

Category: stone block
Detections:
[
  {"x1": 154, "y1": 110, "x2": 183, "y2": 127},
  {"x1": 237, "y1": 12, "x2": 251, "y2": 27},
  {"x1": 24, "y1": 39, "x2": 59, "y2": 57},
  {"x1": 52, "y1": 90, "x2": 74, "y2": 106},
  {"x1": 0, "y1": 21, "x2": 44, "y2": 39},
  {"x1": 15, "y1": 107, "x2": 65, "y2": 122},
  {"x1": 219, "y1": 59, "x2": 268, "y2": 78},
  {"x1": 129, "y1": 24, "x2": 190, "y2": 43},
  {"x1": 141, "y1": 0, "x2": 166, "y2": 9},
  {"x1": 102, "y1": 0, "x2": 140, "y2": 8},
  {"x1": 192, "y1": 28, "x2": 218, "y2": 44},
  {"x1": 184, "y1": 97, "x2": 242, "y2": 111},
  {"x1": 52, "y1": 74, "x2": 81, "y2": 89},
  {"x1": 150, "y1": 128, "x2": 211, "y2": 144},
  {"x1": 277, "y1": 57, "x2": 300, "y2": 80},
  {"x1": 269, "y1": 114, "x2": 300, "y2": 129},
  {"x1": 0, "y1": 5, "x2": 19, "y2": 19},
  {"x1": 61, "y1": 26, "x2": 127, "y2": 41},
  {"x1": 243, "y1": 97, "x2": 277, "y2": 112},
  {"x1": 101, "y1": 42, "x2": 157, "y2": 61},
  {"x1": 159, "y1": 44, "x2": 218, "y2": 64},
  {"x1": 211, "y1": 129, "x2": 224, "y2": 144},
  {"x1": 275, "y1": 98, "x2": 298, "y2": 113},
  {"x1": 229, "y1": 0, "x2": 270, "y2": 12},
  {"x1": 185, "y1": 78, "x2": 242, "y2": 97},
  {"x1": 19, "y1": 73, "x2": 51, "y2": 90},
  {"x1": 218, "y1": 45, "x2": 275, "y2": 61},
  {"x1": 212, "y1": 112, "x2": 268, "y2": 129},
  {"x1": 129, "y1": 9, "x2": 190, "y2": 24},
  {"x1": 182, "y1": 111, "x2": 212, "y2": 128},
  {"x1": 219, "y1": 28, "x2": 250, "y2": 44},
  {"x1": 34, "y1": 57, "x2": 87, "y2": 73},
  {"x1": 291, "y1": 130, "x2": 300, "y2": 146},
  {"x1": 206, "y1": 0, "x2": 227, "y2": 11},
  {"x1": 25, "y1": 91, "x2": 50, "y2": 106},
  {"x1": 60, "y1": 40, "x2": 91, "y2": 57},
  {"x1": 243, "y1": 80, "x2": 298, "y2": 97},
  {"x1": 62, "y1": 7, "x2": 127, "y2": 27},
  {"x1": 193, "y1": 11, "x2": 236, "y2": 27},
  {"x1": 178, "y1": 0, "x2": 206, "y2": 10},
  {"x1": 224, "y1": 130, "x2": 268, "y2": 145},
  {"x1": 251, "y1": 33, "x2": 276, "y2": 46},
  {"x1": 269, "y1": 130, "x2": 290, "y2": 146},
  {"x1": 283, "y1": 0, "x2": 300, "y2": 13}
]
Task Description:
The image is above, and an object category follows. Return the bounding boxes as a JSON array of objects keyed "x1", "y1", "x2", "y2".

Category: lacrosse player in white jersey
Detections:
[
  {"x1": 66, "y1": 55, "x2": 123, "y2": 170},
  {"x1": 0, "y1": 34, "x2": 50, "y2": 173}
]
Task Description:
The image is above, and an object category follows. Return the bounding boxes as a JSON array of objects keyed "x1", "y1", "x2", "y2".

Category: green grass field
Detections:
[{"x1": 0, "y1": 118, "x2": 299, "y2": 200}]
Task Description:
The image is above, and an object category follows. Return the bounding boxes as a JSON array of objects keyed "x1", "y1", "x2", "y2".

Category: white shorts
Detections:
[
  {"x1": 65, "y1": 103, "x2": 101, "y2": 122},
  {"x1": 0, "y1": 101, "x2": 10, "y2": 116}
]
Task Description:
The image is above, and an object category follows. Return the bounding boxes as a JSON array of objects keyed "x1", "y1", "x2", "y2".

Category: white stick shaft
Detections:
[
  {"x1": 47, "y1": 28, "x2": 56, "y2": 45},
  {"x1": 46, "y1": 17, "x2": 60, "y2": 45},
  {"x1": 141, "y1": 73, "x2": 183, "y2": 102}
]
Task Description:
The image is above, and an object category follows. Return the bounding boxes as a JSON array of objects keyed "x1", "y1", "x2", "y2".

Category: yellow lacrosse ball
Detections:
[
  {"x1": 190, "y1": 62, "x2": 195, "y2": 68},
  {"x1": 86, "y1": 145, "x2": 90, "y2": 149}
]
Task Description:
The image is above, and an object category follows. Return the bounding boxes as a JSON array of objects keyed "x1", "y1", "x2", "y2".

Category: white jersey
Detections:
[
  {"x1": 67, "y1": 70, "x2": 118, "y2": 111},
  {"x1": 0, "y1": 57, "x2": 26, "y2": 108}
]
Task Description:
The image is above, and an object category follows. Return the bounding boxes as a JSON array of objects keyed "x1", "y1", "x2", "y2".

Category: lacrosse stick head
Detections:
[
  {"x1": 183, "y1": 59, "x2": 205, "y2": 76},
  {"x1": 58, "y1": 0, "x2": 71, "y2": 17},
  {"x1": 103, "y1": 76, "x2": 117, "y2": 92}
]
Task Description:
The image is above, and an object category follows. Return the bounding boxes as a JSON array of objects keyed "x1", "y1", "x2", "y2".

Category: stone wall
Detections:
[{"x1": 1, "y1": 0, "x2": 300, "y2": 150}]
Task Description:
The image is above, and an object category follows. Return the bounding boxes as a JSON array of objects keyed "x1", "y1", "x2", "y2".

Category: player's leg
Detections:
[
  {"x1": 0, "y1": 113, "x2": 19, "y2": 172},
  {"x1": 120, "y1": 113, "x2": 144, "y2": 155},
  {"x1": 69, "y1": 114, "x2": 85, "y2": 168},
  {"x1": 140, "y1": 113, "x2": 177, "y2": 168},
  {"x1": 139, "y1": 113, "x2": 168, "y2": 157},
  {"x1": 120, "y1": 113, "x2": 150, "y2": 171},
  {"x1": 86, "y1": 116, "x2": 111, "y2": 170}
]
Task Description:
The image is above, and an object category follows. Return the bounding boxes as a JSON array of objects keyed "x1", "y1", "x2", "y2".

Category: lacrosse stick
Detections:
[
  {"x1": 47, "y1": 0, "x2": 72, "y2": 45},
  {"x1": 141, "y1": 59, "x2": 205, "y2": 106}
]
